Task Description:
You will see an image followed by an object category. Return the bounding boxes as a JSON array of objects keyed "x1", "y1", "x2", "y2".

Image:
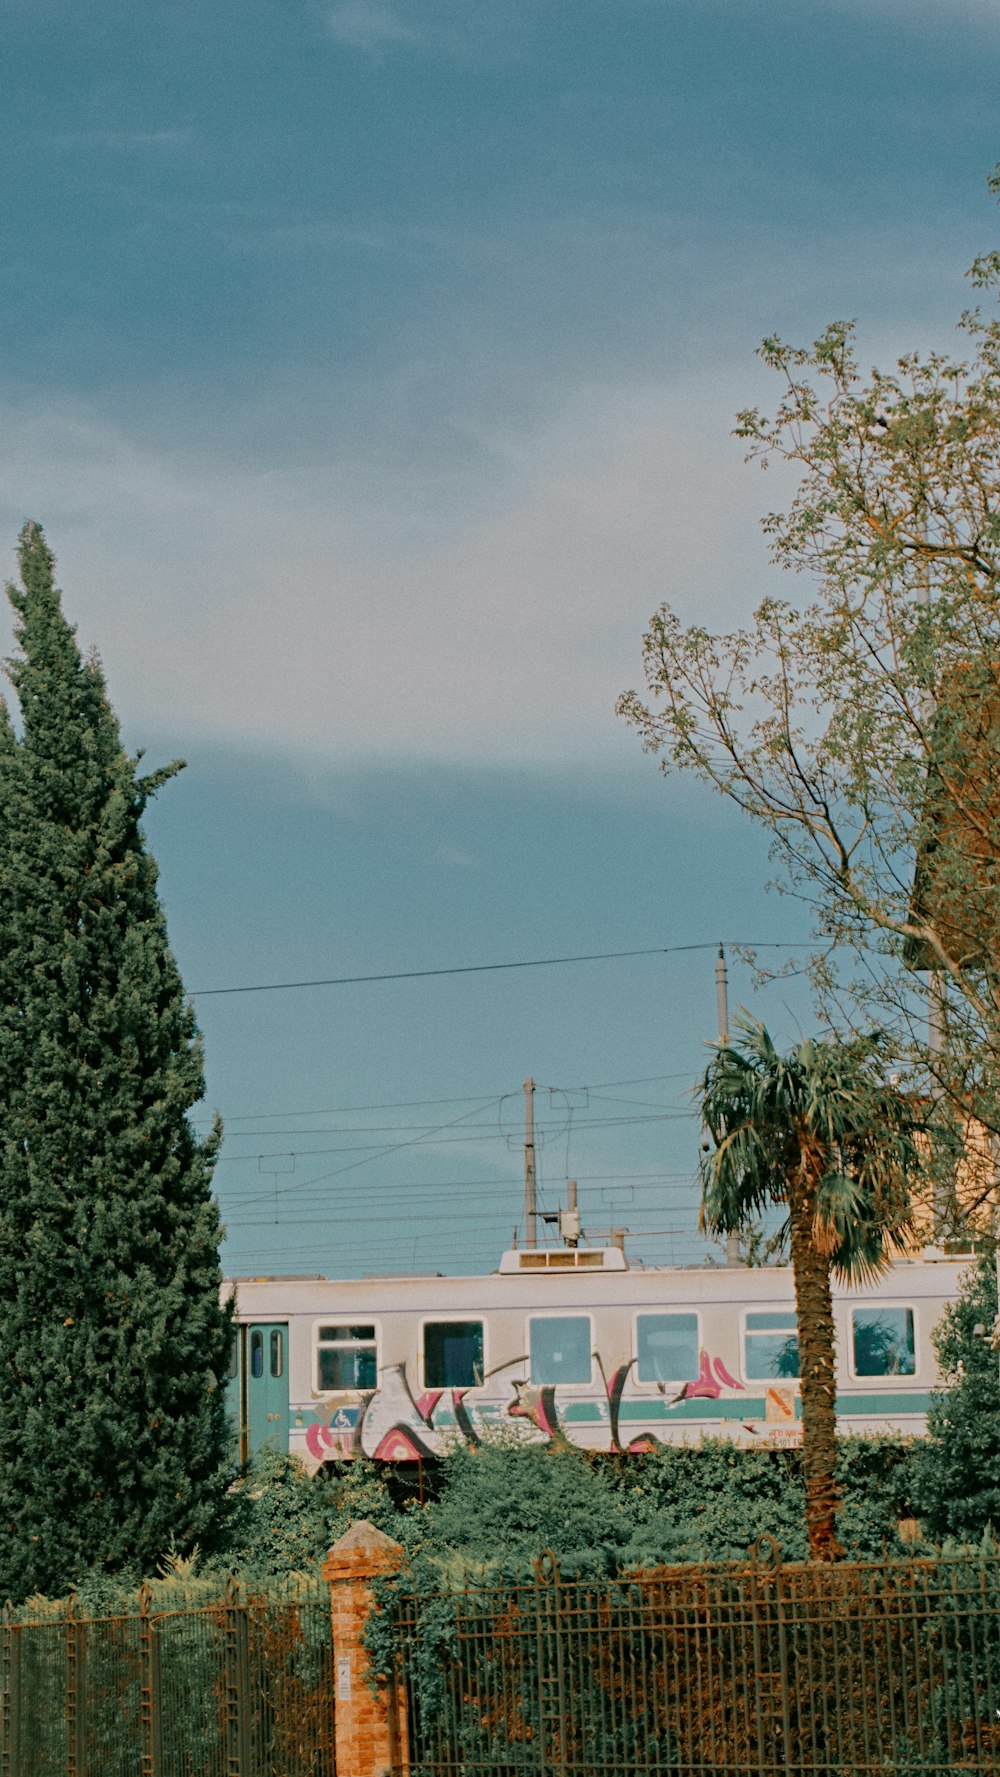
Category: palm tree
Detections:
[{"x1": 699, "y1": 1020, "x2": 922, "y2": 1561}]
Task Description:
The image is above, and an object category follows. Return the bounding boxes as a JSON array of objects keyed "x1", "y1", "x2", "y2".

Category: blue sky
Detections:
[{"x1": 2, "y1": 0, "x2": 999, "y2": 1274}]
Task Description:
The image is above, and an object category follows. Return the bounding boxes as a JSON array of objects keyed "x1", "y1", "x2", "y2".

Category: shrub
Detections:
[{"x1": 908, "y1": 1252, "x2": 1000, "y2": 1541}]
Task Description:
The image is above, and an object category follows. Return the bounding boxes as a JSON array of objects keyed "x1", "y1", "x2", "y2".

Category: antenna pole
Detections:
[
  {"x1": 523, "y1": 1076, "x2": 538, "y2": 1249},
  {"x1": 714, "y1": 946, "x2": 741, "y2": 1266},
  {"x1": 561, "y1": 1178, "x2": 580, "y2": 1248},
  {"x1": 715, "y1": 945, "x2": 729, "y2": 1047}
]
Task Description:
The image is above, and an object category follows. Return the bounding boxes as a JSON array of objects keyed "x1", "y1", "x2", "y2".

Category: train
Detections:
[{"x1": 225, "y1": 1241, "x2": 973, "y2": 1470}]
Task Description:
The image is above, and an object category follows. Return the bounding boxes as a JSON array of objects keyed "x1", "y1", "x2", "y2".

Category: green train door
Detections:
[{"x1": 241, "y1": 1322, "x2": 290, "y2": 1458}]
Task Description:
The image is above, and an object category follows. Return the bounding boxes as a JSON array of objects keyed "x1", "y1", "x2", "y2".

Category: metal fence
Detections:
[
  {"x1": 390, "y1": 1540, "x2": 1000, "y2": 1776},
  {"x1": 0, "y1": 1578, "x2": 335, "y2": 1777}
]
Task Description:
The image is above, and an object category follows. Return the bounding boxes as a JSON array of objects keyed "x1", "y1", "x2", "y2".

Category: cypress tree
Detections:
[{"x1": 0, "y1": 523, "x2": 231, "y2": 1599}]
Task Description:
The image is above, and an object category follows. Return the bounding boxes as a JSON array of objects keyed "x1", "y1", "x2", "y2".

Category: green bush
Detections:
[
  {"x1": 218, "y1": 1434, "x2": 923, "y2": 1580},
  {"x1": 19, "y1": 1410, "x2": 961, "y2": 1612},
  {"x1": 908, "y1": 1252, "x2": 1000, "y2": 1542},
  {"x1": 404, "y1": 1436, "x2": 631, "y2": 1576},
  {"x1": 220, "y1": 1448, "x2": 404, "y2": 1581},
  {"x1": 608, "y1": 1440, "x2": 809, "y2": 1564}
]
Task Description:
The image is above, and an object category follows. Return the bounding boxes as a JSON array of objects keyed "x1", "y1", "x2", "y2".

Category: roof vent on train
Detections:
[{"x1": 497, "y1": 1247, "x2": 628, "y2": 1273}]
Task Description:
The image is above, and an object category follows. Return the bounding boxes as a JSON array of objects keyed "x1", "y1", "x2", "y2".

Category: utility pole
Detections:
[
  {"x1": 715, "y1": 945, "x2": 741, "y2": 1266},
  {"x1": 715, "y1": 944, "x2": 729, "y2": 1048},
  {"x1": 523, "y1": 1076, "x2": 538, "y2": 1249}
]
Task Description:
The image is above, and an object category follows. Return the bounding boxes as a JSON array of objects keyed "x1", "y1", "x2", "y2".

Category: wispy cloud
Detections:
[
  {"x1": 50, "y1": 127, "x2": 194, "y2": 152},
  {"x1": 0, "y1": 221, "x2": 978, "y2": 766},
  {"x1": 0, "y1": 370, "x2": 780, "y2": 767},
  {"x1": 434, "y1": 844, "x2": 481, "y2": 870},
  {"x1": 826, "y1": 0, "x2": 1000, "y2": 29},
  {"x1": 321, "y1": 0, "x2": 541, "y2": 64},
  {"x1": 326, "y1": 1, "x2": 415, "y2": 49}
]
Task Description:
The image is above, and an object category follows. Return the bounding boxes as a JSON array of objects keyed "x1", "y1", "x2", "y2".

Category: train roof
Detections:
[{"x1": 225, "y1": 1242, "x2": 973, "y2": 1289}]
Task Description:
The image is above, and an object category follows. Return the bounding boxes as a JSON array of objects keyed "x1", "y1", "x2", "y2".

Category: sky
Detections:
[{"x1": 2, "y1": 0, "x2": 999, "y2": 1276}]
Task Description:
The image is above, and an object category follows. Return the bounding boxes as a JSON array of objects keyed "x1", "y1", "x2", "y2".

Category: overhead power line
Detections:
[
  {"x1": 190, "y1": 1071, "x2": 700, "y2": 1127},
  {"x1": 189, "y1": 940, "x2": 802, "y2": 999},
  {"x1": 213, "y1": 1108, "x2": 695, "y2": 1160},
  {"x1": 221, "y1": 1174, "x2": 699, "y2": 1214}
]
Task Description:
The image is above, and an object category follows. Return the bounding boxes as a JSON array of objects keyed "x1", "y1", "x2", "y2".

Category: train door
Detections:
[{"x1": 242, "y1": 1322, "x2": 290, "y2": 1458}]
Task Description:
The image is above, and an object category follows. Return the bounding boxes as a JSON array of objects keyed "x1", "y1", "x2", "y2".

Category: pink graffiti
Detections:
[
  {"x1": 305, "y1": 1421, "x2": 358, "y2": 1461},
  {"x1": 682, "y1": 1350, "x2": 722, "y2": 1400},
  {"x1": 302, "y1": 1344, "x2": 748, "y2": 1464},
  {"x1": 305, "y1": 1421, "x2": 333, "y2": 1462},
  {"x1": 414, "y1": 1390, "x2": 443, "y2": 1425},
  {"x1": 712, "y1": 1355, "x2": 744, "y2": 1391},
  {"x1": 508, "y1": 1382, "x2": 558, "y2": 1438},
  {"x1": 372, "y1": 1427, "x2": 429, "y2": 1461}
]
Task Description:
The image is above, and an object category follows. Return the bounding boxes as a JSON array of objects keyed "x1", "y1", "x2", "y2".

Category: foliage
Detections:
[
  {"x1": 611, "y1": 1436, "x2": 915, "y2": 1566},
  {"x1": 403, "y1": 1436, "x2": 632, "y2": 1576},
  {"x1": 220, "y1": 1449, "x2": 404, "y2": 1581},
  {"x1": 367, "y1": 1483, "x2": 1000, "y2": 1777},
  {"x1": 908, "y1": 1250, "x2": 1000, "y2": 1540},
  {"x1": 699, "y1": 1021, "x2": 921, "y2": 1277},
  {"x1": 10, "y1": 1557, "x2": 336, "y2": 1775},
  {"x1": 0, "y1": 524, "x2": 232, "y2": 1601},
  {"x1": 14, "y1": 1431, "x2": 929, "y2": 1618},
  {"x1": 699, "y1": 1019, "x2": 922, "y2": 1559},
  {"x1": 618, "y1": 168, "x2": 1000, "y2": 1201},
  {"x1": 613, "y1": 1439, "x2": 810, "y2": 1563},
  {"x1": 368, "y1": 1432, "x2": 916, "y2": 1585},
  {"x1": 833, "y1": 1435, "x2": 929, "y2": 1559},
  {"x1": 735, "y1": 1223, "x2": 787, "y2": 1266}
]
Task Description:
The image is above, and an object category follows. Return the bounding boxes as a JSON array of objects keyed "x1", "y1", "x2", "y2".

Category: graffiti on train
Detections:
[{"x1": 303, "y1": 1347, "x2": 762, "y2": 1463}]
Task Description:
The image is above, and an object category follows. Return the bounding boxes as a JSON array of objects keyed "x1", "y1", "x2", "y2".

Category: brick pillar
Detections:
[{"x1": 323, "y1": 1520, "x2": 409, "y2": 1777}]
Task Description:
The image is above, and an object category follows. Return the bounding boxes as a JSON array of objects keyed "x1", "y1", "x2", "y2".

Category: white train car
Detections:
[{"x1": 225, "y1": 1245, "x2": 968, "y2": 1470}]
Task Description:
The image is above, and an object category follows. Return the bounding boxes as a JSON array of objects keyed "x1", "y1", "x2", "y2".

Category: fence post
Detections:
[
  {"x1": 0, "y1": 1602, "x2": 20, "y2": 1777},
  {"x1": 534, "y1": 1551, "x2": 568, "y2": 1776},
  {"x1": 323, "y1": 1520, "x2": 409, "y2": 1777},
  {"x1": 747, "y1": 1535, "x2": 790, "y2": 1777},
  {"x1": 138, "y1": 1583, "x2": 163, "y2": 1777},
  {"x1": 65, "y1": 1590, "x2": 86, "y2": 1777},
  {"x1": 223, "y1": 1575, "x2": 252, "y2": 1777}
]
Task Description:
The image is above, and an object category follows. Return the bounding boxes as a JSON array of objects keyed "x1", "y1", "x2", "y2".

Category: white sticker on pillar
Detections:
[{"x1": 337, "y1": 1655, "x2": 352, "y2": 1700}]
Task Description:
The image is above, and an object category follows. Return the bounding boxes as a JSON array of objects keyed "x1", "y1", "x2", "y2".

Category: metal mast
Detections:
[
  {"x1": 715, "y1": 945, "x2": 741, "y2": 1265},
  {"x1": 523, "y1": 1076, "x2": 538, "y2": 1249},
  {"x1": 715, "y1": 944, "x2": 729, "y2": 1047}
]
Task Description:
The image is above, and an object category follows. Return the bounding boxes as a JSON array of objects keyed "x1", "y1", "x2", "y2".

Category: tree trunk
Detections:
[{"x1": 787, "y1": 1176, "x2": 844, "y2": 1562}]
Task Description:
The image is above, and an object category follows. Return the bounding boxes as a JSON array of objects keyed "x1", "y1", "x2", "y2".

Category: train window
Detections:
[
  {"x1": 424, "y1": 1322, "x2": 484, "y2": 1389},
  {"x1": 529, "y1": 1316, "x2": 592, "y2": 1385},
  {"x1": 744, "y1": 1312, "x2": 799, "y2": 1380},
  {"x1": 636, "y1": 1313, "x2": 699, "y2": 1383},
  {"x1": 317, "y1": 1325, "x2": 378, "y2": 1391},
  {"x1": 250, "y1": 1331, "x2": 264, "y2": 1379},
  {"x1": 269, "y1": 1330, "x2": 284, "y2": 1378},
  {"x1": 852, "y1": 1308, "x2": 915, "y2": 1377},
  {"x1": 228, "y1": 1335, "x2": 239, "y2": 1382}
]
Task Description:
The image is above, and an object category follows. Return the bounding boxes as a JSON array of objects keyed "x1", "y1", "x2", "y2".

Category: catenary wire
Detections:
[
  {"x1": 221, "y1": 1177, "x2": 701, "y2": 1216},
  {"x1": 188, "y1": 1071, "x2": 702, "y2": 1128},
  {"x1": 190, "y1": 939, "x2": 802, "y2": 998},
  {"x1": 213, "y1": 1108, "x2": 697, "y2": 1165},
  {"x1": 219, "y1": 1171, "x2": 700, "y2": 1211}
]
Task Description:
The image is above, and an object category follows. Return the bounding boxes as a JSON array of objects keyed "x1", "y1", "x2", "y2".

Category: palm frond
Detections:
[{"x1": 698, "y1": 1017, "x2": 924, "y2": 1267}]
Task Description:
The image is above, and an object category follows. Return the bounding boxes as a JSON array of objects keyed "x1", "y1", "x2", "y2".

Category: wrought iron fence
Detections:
[
  {"x1": 0, "y1": 1577, "x2": 335, "y2": 1777},
  {"x1": 390, "y1": 1540, "x2": 1000, "y2": 1776}
]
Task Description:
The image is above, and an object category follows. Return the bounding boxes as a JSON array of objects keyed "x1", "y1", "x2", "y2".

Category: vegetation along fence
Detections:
[
  {"x1": 386, "y1": 1540, "x2": 1000, "y2": 1777},
  {"x1": 0, "y1": 1577, "x2": 335, "y2": 1777},
  {"x1": 9, "y1": 1543, "x2": 1000, "y2": 1776}
]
